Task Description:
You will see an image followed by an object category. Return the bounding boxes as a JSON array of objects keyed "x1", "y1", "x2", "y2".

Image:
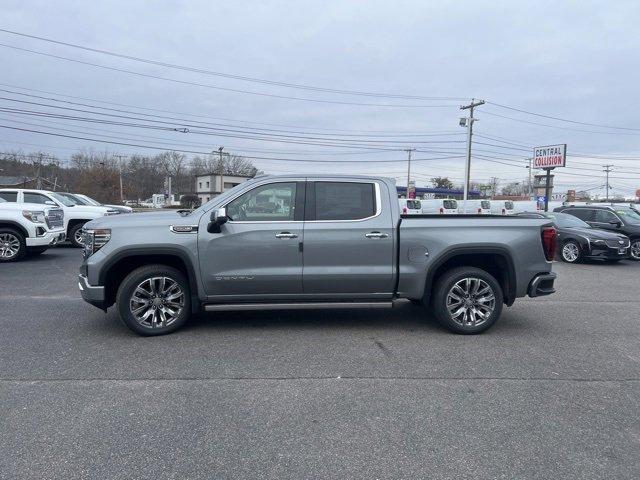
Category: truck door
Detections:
[
  {"x1": 302, "y1": 180, "x2": 395, "y2": 295},
  {"x1": 199, "y1": 181, "x2": 305, "y2": 298}
]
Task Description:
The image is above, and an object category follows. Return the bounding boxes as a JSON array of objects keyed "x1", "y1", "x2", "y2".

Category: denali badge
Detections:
[
  {"x1": 215, "y1": 276, "x2": 255, "y2": 281},
  {"x1": 170, "y1": 225, "x2": 198, "y2": 233}
]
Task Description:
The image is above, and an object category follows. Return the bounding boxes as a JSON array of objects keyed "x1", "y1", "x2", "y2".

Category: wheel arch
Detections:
[
  {"x1": 424, "y1": 247, "x2": 517, "y2": 306},
  {"x1": 99, "y1": 248, "x2": 200, "y2": 311},
  {"x1": 0, "y1": 221, "x2": 29, "y2": 238}
]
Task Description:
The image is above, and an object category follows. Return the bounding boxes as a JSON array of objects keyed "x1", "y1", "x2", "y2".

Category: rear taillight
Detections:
[
  {"x1": 502, "y1": 208, "x2": 506, "y2": 215},
  {"x1": 541, "y1": 226, "x2": 557, "y2": 261},
  {"x1": 439, "y1": 207, "x2": 444, "y2": 214},
  {"x1": 402, "y1": 207, "x2": 407, "y2": 214},
  {"x1": 477, "y1": 208, "x2": 482, "y2": 214}
]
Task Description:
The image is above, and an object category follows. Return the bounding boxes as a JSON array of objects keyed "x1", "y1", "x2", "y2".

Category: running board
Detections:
[{"x1": 203, "y1": 301, "x2": 394, "y2": 312}]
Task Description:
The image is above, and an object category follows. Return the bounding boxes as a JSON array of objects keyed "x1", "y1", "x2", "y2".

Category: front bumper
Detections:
[
  {"x1": 528, "y1": 272, "x2": 557, "y2": 297},
  {"x1": 585, "y1": 244, "x2": 629, "y2": 260},
  {"x1": 78, "y1": 274, "x2": 106, "y2": 310},
  {"x1": 25, "y1": 229, "x2": 66, "y2": 247}
]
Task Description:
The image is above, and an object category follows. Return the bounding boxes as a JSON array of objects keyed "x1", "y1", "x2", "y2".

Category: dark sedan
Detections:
[{"x1": 515, "y1": 212, "x2": 630, "y2": 263}]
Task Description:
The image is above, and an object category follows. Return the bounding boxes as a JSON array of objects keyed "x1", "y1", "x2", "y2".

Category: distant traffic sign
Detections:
[{"x1": 534, "y1": 144, "x2": 567, "y2": 169}]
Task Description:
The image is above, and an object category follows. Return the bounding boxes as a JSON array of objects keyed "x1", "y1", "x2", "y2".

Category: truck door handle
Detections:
[
  {"x1": 365, "y1": 231, "x2": 389, "y2": 239},
  {"x1": 275, "y1": 232, "x2": 298, "y2": 239}
]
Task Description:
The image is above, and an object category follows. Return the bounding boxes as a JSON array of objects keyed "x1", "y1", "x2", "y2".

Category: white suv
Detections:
[
  {"x1": 0, "y1": 197, "x2": 66, "y2": 261},
  {"x1": 0, "y1": 189, "x2": 119, "y2": 247}
]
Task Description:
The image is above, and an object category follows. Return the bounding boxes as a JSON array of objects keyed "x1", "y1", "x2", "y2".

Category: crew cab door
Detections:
[
  {"x1": 302, "y1": 180, "x2": 395, "y2": 295},
  {"x1": 199, "y1": 181, "x2": 305, "y2": 299},
  {"x1": 588, "y1": 209, "x2": 623, "y2": 231}
]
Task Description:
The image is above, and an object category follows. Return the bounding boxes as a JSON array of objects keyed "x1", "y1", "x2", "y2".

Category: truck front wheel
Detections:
[
  {"x1": 431, "y1": 267, "x2": 503, "y2": 334},
  {"x1": 116, "y1": 265, "x2": 191, "y2": 336},
  {"x1": 0, "y1": 228, "x2": 26, "y2": 262}
]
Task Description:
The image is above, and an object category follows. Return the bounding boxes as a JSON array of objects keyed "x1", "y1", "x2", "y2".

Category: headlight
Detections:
[
  {"x1": 22, "y1": 210, "x2": 46, "y2": 223},
  {"x1": 83, "y1": 228, "x2": 111, "y2": 256}
]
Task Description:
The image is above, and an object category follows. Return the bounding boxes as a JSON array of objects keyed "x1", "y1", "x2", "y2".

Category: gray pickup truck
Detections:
[{"x1": 79, "y1": 175, "x2": 557, "y2": 336}]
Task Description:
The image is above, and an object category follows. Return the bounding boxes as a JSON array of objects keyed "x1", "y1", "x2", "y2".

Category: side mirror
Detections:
[
  {"x1": 610, "y1": 220, "x2": 622, "y2": 227},
  {"x1": 45, "y1": 200, "x2": 57, "y2": 206},
  {"x1": 207, "y1": 207, "x2": 228, "y2": 233}
]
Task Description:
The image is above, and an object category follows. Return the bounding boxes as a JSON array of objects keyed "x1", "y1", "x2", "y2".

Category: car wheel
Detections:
[
  {"x1": 68, "y1": 223, "x2": 86, "y2": 248},
  {"x1": 26, "y1": 246, "x2": 49, "y2": 256},
  {"x1": 630, "y1": 239, "x2": 640, "y2": 261},
  {"x1": 116, "y1": 264, "x2": 191, "y2": 336},
  {"x1": 431, "y1": 267, "x2": 503, "y2": 334},
  {"x1": 560, "y1": 240, "x2": 581, "y2": 263},
  {"x1": 0, "y1": 228, "x2": 26, "y2": 262}
]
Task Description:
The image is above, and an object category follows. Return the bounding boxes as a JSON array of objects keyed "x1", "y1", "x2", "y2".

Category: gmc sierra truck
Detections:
[{"x1": 79, "y1": 175, "x2": 557, "y2": 336}]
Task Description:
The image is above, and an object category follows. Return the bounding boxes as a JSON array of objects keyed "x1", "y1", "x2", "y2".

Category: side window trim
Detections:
[
  {"x1": 305, "y1": 181, "x2": 381, "y2": 223},
  {"x1": 223, "y1": 181, "x2": 305, "y2": 223}
]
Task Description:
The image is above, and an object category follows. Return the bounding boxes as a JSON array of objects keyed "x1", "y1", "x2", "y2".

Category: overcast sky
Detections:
[{"x1": 1, "y1": 0, "x2": 639, "y2": 196}]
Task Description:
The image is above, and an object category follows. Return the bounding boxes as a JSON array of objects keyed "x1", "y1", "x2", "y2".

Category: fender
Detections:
[
  {"x1": 0, "y1": 220, "x2": 29, "y2": 238},
  {"x1": 423, "y1": 245, "x2": 517, "y2": 306},
  {"x1": 98, "y1": 246, "x2": 201, "y2": 312}
]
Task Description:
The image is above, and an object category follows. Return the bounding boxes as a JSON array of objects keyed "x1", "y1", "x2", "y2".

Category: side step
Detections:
[{"x1": 203, "y1": 301, "x2": 394, "y2": 312}]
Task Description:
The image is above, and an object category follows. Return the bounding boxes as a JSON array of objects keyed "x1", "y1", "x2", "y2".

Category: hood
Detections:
[
  {"x1": 564, "y1": 226, "x2": 627, "y2": 240},
  {"x1": 85, "y1": 209, "x2": 199, "y2": 229},
  {"x1": 66, "y1": 204, "x2": 113, "y2": 215},
  {"x1": 104, "y1": 204, "x2": 133, "y2": 213}
]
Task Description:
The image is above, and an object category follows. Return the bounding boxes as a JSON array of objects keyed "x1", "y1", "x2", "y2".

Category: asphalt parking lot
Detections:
[{"x1": 1, "y1": 248, "x2": 639, "y2": 479}]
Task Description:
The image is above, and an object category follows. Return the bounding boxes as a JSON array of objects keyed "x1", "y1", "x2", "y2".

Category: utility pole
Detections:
[
  {"x1": 460, "y1": 98, "x2": 485, "y2": 212},
  {"x1": 489, "y1": 177, "x2": 499, "y2": 198},
  {"x1": 525, "y1": 158, "x2": 533, "y2": 199},
  {"x1": 113, "y1": 154, "x2": 127, "y2": 202},
  {"x1": 218, "y1": 146, "x2": 225, "y2": 194},
  {"x1": 603, "y1": 164, "x2": 613, "y2": 202},
  {"x1": 404, "y1": 148, "x2": 416, "y2": 197}
]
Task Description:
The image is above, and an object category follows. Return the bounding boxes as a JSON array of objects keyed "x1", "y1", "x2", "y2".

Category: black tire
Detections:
[
  {"x1": 0, "y1": 227, "x2": 26, "y2": 262},
  {"x1": 560, "y1": 240, "x2": 581, "y2": 263},
  {"x1": 26, "y1": 246, "x2": 49, "y2": 256},
  {"x1": 68, "y1": 222, "x2": 86, "y2": 248},
  {"x1": 116, "y1": 264, "x2": 191, "y2": 336},
  {"x1": 629, "y1": 239, "x2": 640, "y2": 261},
  {"x1": 431, "y1": 266, "x2": 503, "y2": 334}
]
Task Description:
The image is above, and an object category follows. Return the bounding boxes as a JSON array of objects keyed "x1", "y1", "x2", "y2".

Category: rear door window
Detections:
[
  {"x1": 443, "y1": 200, "x2": 457, "y2": 210},
  {"x1": 594, "y1": 209, "x2": 619, "y2": 223},
  {"x1": 504, "y1": 201, "x2": 514, "y2": 210},
  {"x1": 0, "y1": 191, "x2": 18, "y2": 202},
  {"x1": 313, "y1": 182, "x2": 376, "y2": 221},
  {"x1": 481, "y1": 201, "x2": 491, "y2": 210},
  {"x1": 406, "y1": 200, "x2": 421, "y2": 210},
  {"x1": 565, "y1": 208, "x2": 594, "y2": 221}
]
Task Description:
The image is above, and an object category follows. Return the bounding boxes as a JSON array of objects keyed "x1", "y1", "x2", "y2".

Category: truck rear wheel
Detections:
[
  {"x1": 116, "y1": 265, "x2": 191, "y2": 336},
  {"x1": 431, "y1": 267, "x2": 503, "y2": 334},
  {"x1": 0, "y1": 228, "x2": 26, "y2": 262}
]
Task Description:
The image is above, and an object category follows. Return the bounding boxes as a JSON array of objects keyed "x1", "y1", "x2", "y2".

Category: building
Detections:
[{"x1": 195, "y1": 173, "x2": 252, "y2": 204}]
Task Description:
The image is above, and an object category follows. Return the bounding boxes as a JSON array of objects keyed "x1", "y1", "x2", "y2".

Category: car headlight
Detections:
[
  {"x1": 83, "y1": 228, "x2": 111, "y2": 256},
  {"x1": 22, "y1": 210, "x2": 46, "y2": 223}
]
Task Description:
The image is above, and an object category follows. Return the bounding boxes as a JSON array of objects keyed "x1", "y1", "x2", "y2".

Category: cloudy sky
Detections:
[{"x1": 1, "y1": 0, "x2": 639, "y2": 197}]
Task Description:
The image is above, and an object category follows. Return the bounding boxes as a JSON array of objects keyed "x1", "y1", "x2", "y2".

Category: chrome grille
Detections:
[
  {"x1": 45, "y1": 208, "x2": 64, "y2": 229},
  {"x1": 606, "y1": 238, "x2": 629, "y2": 248}
]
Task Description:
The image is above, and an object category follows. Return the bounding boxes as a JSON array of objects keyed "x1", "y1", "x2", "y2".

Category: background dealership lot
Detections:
[{"x1": 1, "y1": 247, "x2": 638, "y2": 479}]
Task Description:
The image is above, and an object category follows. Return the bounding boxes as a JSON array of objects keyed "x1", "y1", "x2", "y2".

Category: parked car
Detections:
[
  {"x1": 420, "y1": 198, "x2": 458, "y2": 214},
  {"x1": 515, "y1": 211, "x2": 630, "y2": 263},
  {"x1": 0, "y1": 188, "x2": 119, "y2": 248},
  {"x1": 79, "y1": 175, "x2": 556, "y2": 336},
  {"x1": 554, "y1": 205, "x2": 640, "y2": 261},
  {"x1": 0, "y1": 196, "x2": 65, "y2": 262},
  {"x1": 490, "y1": 200, "x2": 516, "y2": 215},
  {"x1": 398, "y1": 198, "x2": 422, "y2": 214},
  {"x1": 59, "y1": 193, "x2": 133, "y2": 214},
  {"x1": 458, "y1": 200, "x2": 491, "y2": 214}
]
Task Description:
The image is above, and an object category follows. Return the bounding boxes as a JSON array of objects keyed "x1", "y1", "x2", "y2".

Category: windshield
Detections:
[
  {"x1": 551, "y1": 212, "x2": 590, "y2": 228},
  {"x1": 50, "y1": 192, "x2": 76, "y2": 207},
  {"x1": 616, "y1": 208, "x2": 640, "y2": 224},
  {"x1": 77, "y1": 194, "x2": 101, "y2": 206},
  {"x1": 62, "y1": 193, "x2": 90, "y2": 206}
]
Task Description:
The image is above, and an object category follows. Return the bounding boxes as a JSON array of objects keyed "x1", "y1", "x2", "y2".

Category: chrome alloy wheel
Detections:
[
  {"x1": 129, "y1": 276, "x2": 185, "y2": 329},
  {"x1": 74, "y1": 228, "x2": 85, "y2": 246},
  {"x1": 446, "y1": 277, "x2": 496, "y2": 327},
  {"x1": 562, "y1": 243, "x2": 579, "y2": 262},
  {"x1": 0, "y1": 233, "x2": 20, "y2": 260},
  {"x1": 631, "y1": 240, "x2": 640, "y2": 260}
]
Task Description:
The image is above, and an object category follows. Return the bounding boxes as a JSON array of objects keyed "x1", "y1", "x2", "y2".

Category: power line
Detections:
[
  {"x1": 0, "y1": 28, "x2": 469, "y2": 102},
  {"x1": 0, "y1": 42, "x2": 461, "y2": 109}
]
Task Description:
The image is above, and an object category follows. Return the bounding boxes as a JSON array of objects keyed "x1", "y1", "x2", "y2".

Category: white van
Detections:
[
  {"x1": 399, "y1": 198, "x2": 422, "y2": 215},
  {"x1": 421, "y1": 198, "x2": 458, "y2": 214},
  {"x1": 490, "y1": 200, "x2": 515, "y2": 215},
  {"x1": 458, "y1": 200, "x2": 491, "y2": 214}
]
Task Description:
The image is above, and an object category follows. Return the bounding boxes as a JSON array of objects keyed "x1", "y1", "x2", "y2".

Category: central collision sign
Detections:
[{"x1": 533, "y1": 144, "x2": 567, "y2": 169}]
